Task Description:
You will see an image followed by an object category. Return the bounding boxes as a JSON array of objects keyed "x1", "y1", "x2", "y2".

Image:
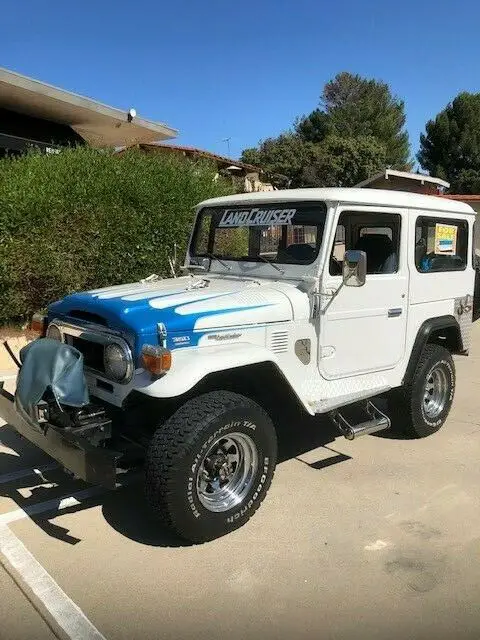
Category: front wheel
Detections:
[
  {"x1": 389, "y1": 344, "x2": 455, "y2": 438},
  {"x1": 145, "y1": 391, "x2": 277, "y2": 543}
]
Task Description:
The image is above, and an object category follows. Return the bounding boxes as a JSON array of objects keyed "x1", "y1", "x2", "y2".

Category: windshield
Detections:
[{"x1": 191, "y1": 202, "x2": 327, "y2": 266}]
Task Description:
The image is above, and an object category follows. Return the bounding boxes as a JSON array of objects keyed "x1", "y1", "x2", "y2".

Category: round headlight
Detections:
[
  {"x1": 103, "y1": 342, "x2": 131, "y2": 381},
  {"x1": 46, "y1": 323, "x2": 62, "y2": 341}
]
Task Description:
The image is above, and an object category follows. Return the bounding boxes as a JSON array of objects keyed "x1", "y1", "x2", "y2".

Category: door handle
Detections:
[{"x1": 388, "y1": 308, "x2": 402, "y2": 318}]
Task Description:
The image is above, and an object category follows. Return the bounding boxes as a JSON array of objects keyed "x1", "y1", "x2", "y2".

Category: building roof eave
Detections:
[
  {"x1": 0, "y1": 66, "x2": 177, "y2": 147},
  {"x1": 355, "y1": 169, "x2": 450, "y2": 190}
]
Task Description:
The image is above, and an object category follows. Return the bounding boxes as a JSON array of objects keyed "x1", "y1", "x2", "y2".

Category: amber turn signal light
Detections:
[
  {"x1": 31, "y1": 313, "x2": 47, "y2": 336},
  {"x1": 141, "y1": 345, "x2": 172, "y2": 376}
]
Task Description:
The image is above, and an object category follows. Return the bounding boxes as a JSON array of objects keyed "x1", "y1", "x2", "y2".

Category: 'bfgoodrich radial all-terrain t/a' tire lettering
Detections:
[{"x1": 145, "y1": 391, "x2": 277, "y2": 543}]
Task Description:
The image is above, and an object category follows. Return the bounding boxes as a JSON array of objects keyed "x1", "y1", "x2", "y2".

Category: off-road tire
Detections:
[
  {"x1": 389, "y1": 344, "x2": 455, "y2": 438},
  {"x1": 145, "y1": 391, "x2": 277, "y2": 543}
]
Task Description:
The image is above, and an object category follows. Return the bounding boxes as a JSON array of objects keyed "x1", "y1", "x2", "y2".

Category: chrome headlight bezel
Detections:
[
  {"x1": 103, "y1": 341, "x2": 134, "y2": 383},
  {"x1": 46, "y1": 323, "x2": 62, "y2": 341},
  {"x1": 45, "y1": 318, "x2": 134, "y2": 384}
]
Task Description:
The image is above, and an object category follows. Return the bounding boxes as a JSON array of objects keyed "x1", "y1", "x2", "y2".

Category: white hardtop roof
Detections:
[{"x1": 199, "y1": 188, "x2": 475, "y2": 216}]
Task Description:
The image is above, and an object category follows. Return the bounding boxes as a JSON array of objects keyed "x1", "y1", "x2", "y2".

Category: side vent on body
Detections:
[{"x1": 268, "y1": 331, "x2": 289, "y2": 354}]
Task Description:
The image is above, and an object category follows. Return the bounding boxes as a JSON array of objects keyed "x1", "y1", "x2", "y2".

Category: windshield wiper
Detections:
[
  {"x1": 205, "y1": 253, "x2": 232, "y2": 271},
  {"x1": 256, "y1": 255, "x2": 285, "y2": 274}
]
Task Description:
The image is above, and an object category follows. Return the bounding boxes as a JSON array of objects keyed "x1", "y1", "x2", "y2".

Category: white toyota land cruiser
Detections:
[{"x1": 0, "y1": 188, "x2": 475, "y2": 543}]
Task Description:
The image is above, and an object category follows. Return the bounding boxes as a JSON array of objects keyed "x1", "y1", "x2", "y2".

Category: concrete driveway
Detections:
[{"x1": 1, "y1": 325, "x2": 480, "y2": 640}]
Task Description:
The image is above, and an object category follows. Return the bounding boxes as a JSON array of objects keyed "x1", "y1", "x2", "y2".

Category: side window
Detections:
[
  {"x1": 330, "y1": 224, "x2": 346, "y2": 274},
  {"x1": 256, "y1": 222, "x2": 320, "y2": 262},
  {"x1": 415, "y1": 217, "x2": 468, "y2": 272},
  {"x1": 360, "y1": 227, "x2": 392, "y2": 240},
  {"x1": 330, "y1": 212, "x2": 400, "y2": 275}
]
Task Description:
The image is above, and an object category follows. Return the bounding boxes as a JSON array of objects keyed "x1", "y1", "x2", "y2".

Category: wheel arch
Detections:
[
  {"x1": 404, "y1": 315, "x2": 463, "y2": 386},
  {"x1": 123, "y1": 360, "x2": 313, "y2": 437},
  {"x1": 190, "y1": 361, "x2": 311, "y2": 416}
]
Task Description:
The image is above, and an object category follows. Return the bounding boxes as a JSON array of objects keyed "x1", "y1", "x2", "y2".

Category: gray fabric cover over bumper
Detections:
[
  {"x1": 0, "y1": 382, "x2": 118, "y2": 488},
  {"x1": 0, "y1": 339, "x2": 118, "y2": 488},
  {"x1": 16, "y1": 338, "x2": 89, "y2": 421}
]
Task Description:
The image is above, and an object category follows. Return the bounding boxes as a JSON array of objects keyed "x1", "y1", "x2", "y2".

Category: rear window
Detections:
[
  {"x1": 415, "y1": 217, "x2": 468, "y2": 272},
  {"x1": 191, "y1": 202, "x2": 327, "y2": 265}
]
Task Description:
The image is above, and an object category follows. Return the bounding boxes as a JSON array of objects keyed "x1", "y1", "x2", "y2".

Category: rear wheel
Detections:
[
  {"x1": 389, "y1": 344, "x2": 455, "y2": 438},
  {"x1": 145, "y1": 391, "x2": 277, "y2": 543}
]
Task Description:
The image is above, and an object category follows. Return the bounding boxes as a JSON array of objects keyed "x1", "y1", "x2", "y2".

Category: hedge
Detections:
[{"x1": 0, "y1": 146, "x2": 235, "y2": 325}]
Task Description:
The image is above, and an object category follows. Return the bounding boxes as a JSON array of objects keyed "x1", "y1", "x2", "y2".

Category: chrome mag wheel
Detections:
[
  {"x1": 423, "y1": 365, "x2": 449, "y2": 419},
  {"x1": 196, "y1": 432, "x2": 259, "y2": 513}
]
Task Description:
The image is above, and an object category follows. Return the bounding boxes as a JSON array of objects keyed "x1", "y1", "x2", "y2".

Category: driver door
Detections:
[{"x1": 319, "y1": 207, "x2": 408, "y2": 379}]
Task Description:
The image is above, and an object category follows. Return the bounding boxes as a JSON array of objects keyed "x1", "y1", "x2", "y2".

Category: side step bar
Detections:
[{"x1": 330, "y1": 400, "x2": 391, "y2": 440}]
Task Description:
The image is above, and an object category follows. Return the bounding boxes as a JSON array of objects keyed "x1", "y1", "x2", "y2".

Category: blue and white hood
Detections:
[{"x1": 48, "y1": 275, "x2": 307, "y2": 359}]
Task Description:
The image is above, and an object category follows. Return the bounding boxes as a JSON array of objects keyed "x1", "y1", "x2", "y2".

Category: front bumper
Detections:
[{"x1": 0, "y1": 381, "x2": 119, "y2": 489}]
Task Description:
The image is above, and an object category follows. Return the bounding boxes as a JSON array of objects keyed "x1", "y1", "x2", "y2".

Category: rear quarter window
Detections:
[{"x1": 415, "y1": 216, "x2": 468, "y2": 273}]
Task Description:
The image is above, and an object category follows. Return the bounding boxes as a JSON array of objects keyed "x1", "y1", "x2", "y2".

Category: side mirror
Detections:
[{"x1": 343, "y1": 250, "x2": 366, "y2": 287}]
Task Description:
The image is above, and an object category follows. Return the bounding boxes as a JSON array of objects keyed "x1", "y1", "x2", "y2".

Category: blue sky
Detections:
[{"x1": 1, "y1": 0, "x2": 479, "y2": 162}]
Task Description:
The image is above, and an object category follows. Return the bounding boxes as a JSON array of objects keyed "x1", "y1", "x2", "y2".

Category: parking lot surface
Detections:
[{"x1": 1, "y1": 324, "x2": 480, "y2": 639}]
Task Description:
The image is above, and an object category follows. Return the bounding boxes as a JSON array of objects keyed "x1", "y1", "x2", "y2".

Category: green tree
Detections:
[
  {"x1": 242, "y1": 133, "x2": 386, "y2": 189},
  {"x1": 418, "y1": 92, "x2": 480, "y2": 193},
  {"x1": 241, "y1": 71, "x2": 410, "y2": 186},
  {"x1": 240, "y1": 147, "x2": 262, "y2": 167},
  {"x1": 294, "y1": 109, "x2": 330, "y2": 144},
  {"x1": 241, "y1": 134, "x2": 315, "y2": 187},
  {"x1": 321, "y1": 72, "x2": 410, "y2": 167},
  {"x1": 301, "y1": 135, "x2": 387, "y2": 187}
]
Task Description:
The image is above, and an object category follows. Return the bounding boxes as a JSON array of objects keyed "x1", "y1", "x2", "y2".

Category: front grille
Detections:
[{"x1": 66, "y1": 335, "x2": 105, "y2": 373}]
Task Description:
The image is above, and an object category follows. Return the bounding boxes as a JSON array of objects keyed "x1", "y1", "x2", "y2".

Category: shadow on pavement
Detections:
[
  {"x1": 371, "y1": 426, "x2": 411, "y2": 440},
  {"x1": 102, "y1": 484, "x2": 189, "y2": 547},
  {"x1": 101, "y1": 411, "x2": 346, "y2": 547},
  {"x1": 0, "y1": 405, "x2": 353, "y2": 548},
  {"x1": 0, "y1": 426, "x2": 52, "y2": 472},
  {"x1": 366, "y1": 396, "x2": 413, "y2": 441},
  {"x1": 1, "y1": 393, "x2": 419, "y2": 547},
  {"x1": 276, "y1": 411, "x2": 339, "y2": 463}
]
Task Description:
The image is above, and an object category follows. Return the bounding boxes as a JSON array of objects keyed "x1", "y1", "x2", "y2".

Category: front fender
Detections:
[
  {"x1": 133, "y1": 342, "x2": 279, "y2": 399},
  {"x1": 129, "y1": 338, "x2": 303, "y2": 402}
]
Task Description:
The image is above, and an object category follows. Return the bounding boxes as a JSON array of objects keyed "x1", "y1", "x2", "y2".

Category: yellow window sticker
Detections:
[{"x1": 434, "y1": 223, "x2": 457, "y2": 255}]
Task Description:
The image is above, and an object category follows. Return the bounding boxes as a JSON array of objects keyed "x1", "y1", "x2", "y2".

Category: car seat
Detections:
[
  {"x1": 354, "y1": 234, "x2": 398, "y2": 274},
  {"x1": 276, "y1": 243, "x2": 316, "y2": 263}
]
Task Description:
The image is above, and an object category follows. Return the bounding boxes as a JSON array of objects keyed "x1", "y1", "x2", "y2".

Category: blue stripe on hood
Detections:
[{"x1": 48, "y1": 290, "x2": 273, "y2": 360}]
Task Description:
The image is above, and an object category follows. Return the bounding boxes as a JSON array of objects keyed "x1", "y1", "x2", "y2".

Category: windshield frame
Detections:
[{"x1": 189, "y1": 201, "x2": 327, "y2": 270}]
